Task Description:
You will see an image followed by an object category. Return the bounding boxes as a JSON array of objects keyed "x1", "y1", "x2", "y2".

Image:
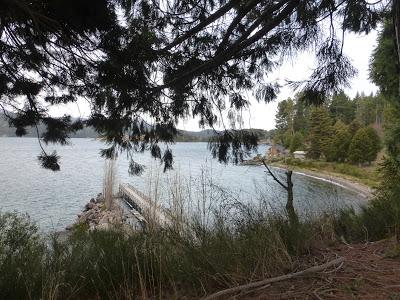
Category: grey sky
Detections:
[
  {"x1": 178, "y1": 30, "x2": 379, "y2": 131},
  {"x1": 50, "y1": 30, "x2": 379, "y2": 132}
]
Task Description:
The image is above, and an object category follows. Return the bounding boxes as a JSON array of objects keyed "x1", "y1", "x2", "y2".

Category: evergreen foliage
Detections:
[
  {"x1": 0, "y1": 0, "x2": 387, "y2": 171},
  {"x1": 289, "y1": 132, "x2": 304, "y2": 154},
  {"x1": 328, "y1": 92, "x2": 356, "y2": 124},
  {"x1": 272, "y1": 91, "x2": 384, "y2": 165},
  {"x1": 306, "y1": 107, "x2": 333, "y2": 159},
  {"x1": 324, "y1": 121, "x2": 352, "y2": 162},
  {"x1": 348, "y1": 127, "x2": 380, "y2": 164},
  {"x1": 274, "y1": 98, "x2": 295, "y2": 146}
]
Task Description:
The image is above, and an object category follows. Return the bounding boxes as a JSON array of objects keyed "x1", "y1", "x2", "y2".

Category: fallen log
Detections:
[{"x1": 203, "y1": 257, "x2": 345, "y2": 300}]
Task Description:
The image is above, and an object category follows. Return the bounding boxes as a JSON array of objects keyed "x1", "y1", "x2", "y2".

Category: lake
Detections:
[{"x1": 0, "y1": 138, "x2": 364, "y2": 231}]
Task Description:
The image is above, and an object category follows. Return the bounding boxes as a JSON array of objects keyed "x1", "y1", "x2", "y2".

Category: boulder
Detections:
[{"x1": 96, "y1": 193, "x2": 103, "y2": 202}]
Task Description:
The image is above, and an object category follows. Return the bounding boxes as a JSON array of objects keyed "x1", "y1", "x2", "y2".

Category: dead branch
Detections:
[
  {"x1": 261, "y1": 160, "x2": 287, "y2": 191},
  {"x1": 202, "y1": 257, "x2": 345, "y2": 300}
]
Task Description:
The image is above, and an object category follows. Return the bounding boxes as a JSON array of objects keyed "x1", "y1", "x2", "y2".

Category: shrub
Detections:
[
  {"x1": 335, "y1": 158, "x2": 400, "y2": 242},
  {"x1": 0, "y1": 212, "x2": 45, "y2": 299}
]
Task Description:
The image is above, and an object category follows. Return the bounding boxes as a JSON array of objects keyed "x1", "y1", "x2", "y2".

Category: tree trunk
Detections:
[{"x1": 285, "y1": 170, "x2": 298, "y2": 226}]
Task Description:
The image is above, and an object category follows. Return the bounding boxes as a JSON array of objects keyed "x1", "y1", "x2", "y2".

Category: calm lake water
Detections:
[{"x1": 0, "y1": 138, "x2": 364, "y2": 231}]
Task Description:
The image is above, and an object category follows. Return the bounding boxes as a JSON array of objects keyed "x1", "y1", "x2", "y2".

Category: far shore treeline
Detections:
[{"x1": 0, "y1": 113, "x2": 273, "y2": 142}]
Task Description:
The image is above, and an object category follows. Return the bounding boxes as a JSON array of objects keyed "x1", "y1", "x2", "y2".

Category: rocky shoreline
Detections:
[{"x1": 66, "y1": 193, "x2": 137, "y2": 232}]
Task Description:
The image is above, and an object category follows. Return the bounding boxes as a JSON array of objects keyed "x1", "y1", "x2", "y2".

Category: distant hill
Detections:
[
  {"x1": 0, "y1": 113, "x2": 98, "y2": 138},
  {"x1": 0, "y1": 114, "x2": 272, "y2": 142},
  {"x1": 175, "y1": 128, "x2": 274, "y2": 142}
]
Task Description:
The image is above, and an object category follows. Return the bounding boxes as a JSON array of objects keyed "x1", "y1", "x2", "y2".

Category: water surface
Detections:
[{"x1": 0, "y1": 138, "x2": 364, "y2": 231}]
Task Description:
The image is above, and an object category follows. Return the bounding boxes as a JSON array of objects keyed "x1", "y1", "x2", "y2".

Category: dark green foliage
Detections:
[
  {"x1": 293, "y1": 98, "x2": 311, "y2": 134},
  {"x1": 274, "y1": 96, "x2": 311, "y2": 146},
  {"x1": 370, "y1": 19, "x2": 400, "y2": 161},
  {"x1": 335, "y1": 16, "x2": 400, "y2": 243},
  {"x1": 347, "y1": 128, "x2": 369, "y2": 164},
  {"x1": 306, "y1": 107, "x2": 333, "y2": 159},
  {"x1": 38, "y1": 151, "x2": 61, "y2": 171},
  {"x1": 208, "y1": 130, "x2": 258, "y2": 165},
  {"x1": 0, "y1": 213, "x2": 44, "y2": 299},
  {"x1": 274, "y1": 98, "x2": 295, "y2": 145},
  {"x1": 348, "y1": 127, "x2": 381, "y2": 164},
  {"x1": 383, "y1": 103, "x2": 400, "y2": 159},
  {"x1": 328, "y1": 91, "x2": 356, "y2": 124},
  {"x1": 370, "y1": 20, "x2": 399, "y2": 100},
  {"x1": 365, "y1": 127, "x2": 382, "y2": 160},
  {"x1": 289, "y1": 132, "x2": 304, "y2": 154},
  {"x1": 324, "y1": 121, "x2": 352, "y2": 162},
  {"x1": 335, "y1": 158, "x2": 400, "y2": 242},
  {"x1": 0, "y1": 0, "x2": 386, "y2": 171}
]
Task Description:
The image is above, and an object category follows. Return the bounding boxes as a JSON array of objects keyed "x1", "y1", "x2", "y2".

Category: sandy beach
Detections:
[{"x1": 270, "y1": 164, "x2": 374, "y2": 202}]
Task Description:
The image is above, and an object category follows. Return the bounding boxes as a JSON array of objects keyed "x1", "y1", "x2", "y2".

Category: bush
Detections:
[
  {"x1": 335, "y1": 158, "x2": 400, "y2": 242},
  {"x1": 0, "y1": 212, "x2": 45, "y2": 300}
]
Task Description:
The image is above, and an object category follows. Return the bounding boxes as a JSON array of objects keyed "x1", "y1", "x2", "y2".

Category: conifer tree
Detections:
[
  {"x1": 329, "y1": 91, "x2": 356, "y2": 124},
  {"x1": 325, "y1": 121, "x2": 352, "y2": 162},
  {"x1": 365, "y1": 127, "x2": 382, "y2": 163},
  {"x1": 348, "y1": 127, "x2": 380, "y2": 165},
  {"x1": 306, "y1": 107, "x2": 333, "y2": 159}
]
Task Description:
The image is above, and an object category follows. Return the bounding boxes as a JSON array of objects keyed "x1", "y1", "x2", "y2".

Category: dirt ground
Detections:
[{"x1": 237, "y1": 238, "x2": 400, "y2": 300}]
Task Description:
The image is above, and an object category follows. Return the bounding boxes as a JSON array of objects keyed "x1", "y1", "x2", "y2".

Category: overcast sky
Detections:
[
  {"x1": 50, "y1": 30, "x2": 379, "y2": 132},
  {"x1": 178, "y1": 30, "x2": 379, "y2": 131}
]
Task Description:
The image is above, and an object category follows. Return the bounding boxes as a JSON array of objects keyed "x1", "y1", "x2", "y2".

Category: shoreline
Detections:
[{"x1": 270, "y1": 163, "x2": 373, "y2": 201}]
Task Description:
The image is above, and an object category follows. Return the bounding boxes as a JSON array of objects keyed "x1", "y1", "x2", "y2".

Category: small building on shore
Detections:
[{"x1": 293, "y1": 150, "x2": 306, "y2": 160}]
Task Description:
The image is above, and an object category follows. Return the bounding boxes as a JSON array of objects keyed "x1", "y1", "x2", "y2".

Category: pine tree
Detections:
[
  {"x1": 364, "y1": 127, "x2": 382, "y2": 163},
  {"x1": 329, "y1": 91, "x2": 356, "y2": 124},
  {"x1": 348, "y1": 128, "x2": 369, "y2": 164},
  {"x1": 348, "y1": 127, "x2": 381, "y2": 165},
  {"x1": 325, "y1": 121, "x2": 352, "y2": 162},
  {"x1": 306, "y1": 107, "x2": 333, "y2": 159}
]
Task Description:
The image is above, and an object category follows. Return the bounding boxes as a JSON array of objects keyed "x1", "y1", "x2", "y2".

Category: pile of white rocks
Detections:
[{"x1": 66, "y1": 193, "x2": 131, "y2": 231}]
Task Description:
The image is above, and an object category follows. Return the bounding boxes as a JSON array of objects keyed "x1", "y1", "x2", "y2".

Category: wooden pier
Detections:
[{"x1": 118, "y1": 184, "x2": 171, "y2": 226}]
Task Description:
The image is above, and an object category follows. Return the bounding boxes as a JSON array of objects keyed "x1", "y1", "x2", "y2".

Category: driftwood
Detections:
[{"x1": 203, "y1": 257, "x2": 345, "y2": 300}]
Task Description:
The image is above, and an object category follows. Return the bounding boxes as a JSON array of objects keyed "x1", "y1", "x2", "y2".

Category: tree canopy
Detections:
[
  {"x1": 0, "y1": 0, "x2": 390, "y2": 172},
  {"x1": 348, "y1": 127, "x2": 381, "y2": 164}
]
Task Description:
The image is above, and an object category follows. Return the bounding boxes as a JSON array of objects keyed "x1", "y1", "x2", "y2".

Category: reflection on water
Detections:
[{"x1": 0, "y1": 138, "x2": 364, "y2": 231}]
